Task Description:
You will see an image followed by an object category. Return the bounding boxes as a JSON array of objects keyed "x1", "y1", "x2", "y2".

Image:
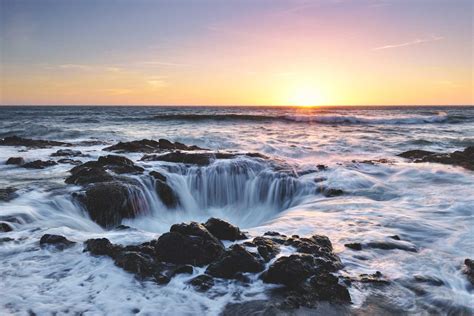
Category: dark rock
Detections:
[
  {"x1": 22, "y1": 160, "x2": 57, "y2": 169},
  {"x1": 39, "y1": 234, "x2": 75, "y2": 250},
  {"x1": 174, "y1": 264, "x2": 194, "y2": 275},
  {"x1": 51, "y1": 149, "x2": 83, "y2": 157},
  {"x1": 0, "y1": 237, "x2": 14, "y2": 243},
  {"x1": 0, "y1": 222, "x2": 13, "y2": 232},
  {"x1": 388, "y1": 235, "x2": 401, "y2": 240},
  {"x1": 261, "y1": 254, "x2": 320, "y2": 287},
  {"x1": 308, "y1": 273, "x2": 351, "y2": 303},
  {"x1": 141, "y1": 151, "x2": 265, "y2": 165},
  {"x1": 206, "y1": 244, "x2": 265, "y2": 279},
  {"x1": 463, "y1": 258, "x2": 474, "y2": 285},
  {"x1": 154, "y1": 222, "x2": 224, "y2": 266},
  {"x1": 84, "y1": 238, "x2": 119, "y2": 257},
  {"x1": 97, "y1": 155, "x2": 144, "y2": 174},
  {"x1": 113, "y1": 251, "x2": 156, "y2": 277},
  {"x1": 188, "y1": 275, "x2": 215, "y2": 292},
  {"x1": 150, "y1": 172, "x2": 179, "y2": 208},
  {"x1": 318, "y1": 187, "x2": 344, "y2": 197},
  {"x1": 398, "y1": 146, "x2": 474, "y2": 170},
  {"x1": 57, "y1": 158, "x2": 82, "y2": 165},
  {"x1": 115, "y1": 224, "x2": 132, "y2": 230},
  {"x1": 251, "y1": 236, "x2": 280, "y2": 262},
  {"x1": 0, "y1": 187, "x2": 18, "y2": 202},
  {"x1": 6, "y1": 157, "x2": 24, "y2": 165},
  {"x1": 345, "y1": 243, "x2": 363, "y2": 251},
  {"x1": 149, "y1": 171, "x2": 167, "y2": 182},
  {"x1": 366, "y1": 241, "x2": 417, "y2": 252},
  {"x1": 0, "y1": 136, "x2": 71, "y2": 148},
  {"x1": 413, "y1": 275, "x2": 444, "y2": 286},
  {"x1": 317, "y1": 164, "x2": 328, "y2": 171},
  {"x1": 103, "y1": 138, "x2": 204, "y2": 153},
  {"x1": 358, "y1": 271, "x2": 390, "y2": 285},
  {"x1": 76, "y1": 181, "x2": 145, "y2": 228},
  {"x1": 285, "y1": 236, "x2": 341, "y2": 270},
  {"x1": 203, "y1": 218, "x2": 247, "y2": 241}
]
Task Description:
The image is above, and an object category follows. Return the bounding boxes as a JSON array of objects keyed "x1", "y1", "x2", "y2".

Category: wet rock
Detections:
[
  {"x1": 6, "y1": 157, "x2": 25, "y2": 165},
  {"x1": 203, "y1": 218, "x2": 247, "y2": 241},
  {"x1": 206, "y1": 244, "x2": 265, "y2": 279},
  {"x1": 398, "y1": 146, "x2": 474, "y2": 170},
  {"x1": 113, "y1": 251, "x2": 156, "y2": 277},
  {"x1": 366, "y1": 241, "x2": 417, "y2": 252},
  {"x1": 154, "y1": 222, "x2": 224, "y2": 266},
  {"x1": 261, "y1": 254, "x2": 321, "y2": 287},
  {"x1": 0, "y1": 222, "x2": 13, "y2": 232},
  {"x1": 0, "y1": 237, "x2": 15, "y2": 243},
  {"x1": 22, "y1": 160, "x2": 57, "y2": 169},
  {"x1": 76, "y1": 181, "x2": 145, "y2": 228},
  {"x1": 285, "y1": 235, "x2": 341, "y2": 270},
  {"x1": 0, "y1": 135, "x2": 72, "y2": 148},
  {"x1": 358, "y1": 271, "x2": 390, "y2": 285},
  {"x1": 40, "y1": 234, "x2": 75, "y2": 250},
  {"x1": 317, "y1": 187, "x2": 344, "y2": 197},
  {"x1": 97, "y1": 155, "x2": 144, "y2": 174},
  {"x1": 51, "y1": 149, "x2": 83, "y2": 157},
  {"x1": 0, "y1": 187, "x2": 17, "y2": 202},
  {"x1": 463, "y1": 258, "x2": 474, "y2": 285},
  {"x1": 149, "y1": 171, "x2": 167, "y2": 182},
  {"x1": 84, "y1": 238, "x2": 119, "y2": 257},
  {"x1": 57, "y1": 158, "x2": 82, "y2": 165},
  {"x1": 188, "y1": 275, "x2": 215, "y2": 292},
  {"x1": 150, "y1": 171, "x2": 179, "y2": 208},
  {"x1": 413, "y1": 275, "x2": 444, "y2": 286},
  {"x1": 103, "y1": 138, "x2": 204, "y2": 153},
  {"x1": 308, "y1": 273, "x2": 351, "y2": 303},
  {"x1": 251, "y1": 236, "x2": 280, "y2": 262},
  {"x1": 345, "y1": 243, "x2": 363, "y2": 251},
  {"x1": 388, "y1": 235, "x2": 401, "y2": 240},
  {"x1": 141, "y1": 151, "x2": 265, "y2": 165},
  {"x1": 263, "y1": 231, "x2": 288, "y2": 244}
]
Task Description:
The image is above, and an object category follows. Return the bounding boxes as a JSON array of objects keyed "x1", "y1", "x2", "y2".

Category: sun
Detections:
[{"x1": 288, "y1": 86, "x2": 324, "y2": 107}]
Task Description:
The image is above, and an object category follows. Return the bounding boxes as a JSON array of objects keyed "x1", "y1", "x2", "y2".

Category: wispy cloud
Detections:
[
  {"x1": 373, "y1": 35, "x2": 444, "y2": 51},
  {"x1": 140, "y1": 61, "x2": 189, "y2": 67},
  {"x1": 58, "y1": 64, "x2": 94, "y2": 70}
]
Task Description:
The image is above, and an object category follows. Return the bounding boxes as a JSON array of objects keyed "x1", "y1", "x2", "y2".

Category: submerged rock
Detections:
[
  {"x1": 0, "y1": 222, "x2": 13, "y2": 232},
  {"x1": 204, "y1": 217, "x2": 247, "y2": 241},
  {"x1": 463, "y1": 259, "x2": 474, "y2": 285},
  {"x1": 0, "y1": 135, "x2": 72, "y2": 148},
  {"x1": 398, "y1": 146, "x2": 474, "y2": 170},
  {"x1": 358, "y1": 271, "x2": 390, "y2": 285},
  {"x1": 57, "y1": 158, "x2": 82, "y2": 165},
  {"x1": 345, "y1": 243, "x2": 363, "y2": 251},
  {"x1": 6, "y1": 157, "x2": 25, "y2": 165},
  {"x1": 22, "y1": 160, "x2": 58, "y2": 169},
  {"x1": 84, "y1": 238, "x2": 119, "y2": 257},
  {"x1": 188, "y1": 275, "x2": 215, "y2": 292},
  {"x1": 103, "y1": 138, "x2": 204, "y2": 153},
  {"x1": 206, "y1": 244, "x2": 265, "y2": 279},
  {"x1": 0, "y1": 187, "x2": 18, "y2": 202},
  {"x1": 40, "y1": 234, "x2": 75, "y2": 250},
  {"x1": 51, "y1": 149, "x2": 83, "y2": 157},
  {"x1": 76, "y1": 181, "x2": 146, "y2": 228}
]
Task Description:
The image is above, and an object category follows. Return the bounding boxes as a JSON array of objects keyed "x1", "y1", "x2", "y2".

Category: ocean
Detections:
[{"x1": 0, "y1": 105, "x2": 473, "y2": 315}]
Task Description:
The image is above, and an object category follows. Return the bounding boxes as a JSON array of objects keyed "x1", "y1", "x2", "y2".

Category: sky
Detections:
[{"x1": 0, "y1": 0, "x2": 472, "y2": 106}]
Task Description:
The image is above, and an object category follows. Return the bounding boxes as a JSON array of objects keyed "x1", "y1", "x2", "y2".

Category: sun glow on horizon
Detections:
[{"x1": 288, "y1": 86, "x2": 326, "y2": 107}]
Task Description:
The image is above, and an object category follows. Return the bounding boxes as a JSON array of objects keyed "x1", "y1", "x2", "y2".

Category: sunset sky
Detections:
[{"x1": 0, "y1": 0, "x2": 472, "y2": 106}]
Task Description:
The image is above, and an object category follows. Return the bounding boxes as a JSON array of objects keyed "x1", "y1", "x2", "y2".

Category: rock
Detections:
[
  {"x1": 149, "y1": 171, "x2": 167, "y2": 182},
  {"x1": 317, "y1": 187, "x2": 344, "y2": 197},
  {"x1": 0, "y1": 187, "x2": 17, "y2": 202},
  {"x1": 263, "y1": 231, "x2": 287, "y2": 244},
  {"x1": 84, "y1": 238, "x2": 119, "y2": 257},
  {"x1": 6, "y1": 157, "x2": 24, "y2": 165},
  {"x1": 66, "y1": 165, "x2": 114, "y2": 185},
  {"x1": 150, "y1": 172, "x2": 179, "y2": 208},
  {"x1": 463, "y1": 258, "x2": 474, "y2": 285},
  {"x1": 203, "y1": 218, "x2": 247, "y2": 241},
  {"x1": 57, "y1": 158, "x2": 82, "y2": 165},
  {"x1": 388, "y1": 235, "x2": 401, "y2": 240},
  {"x1": 97, "y1": 155, "x2": 144, "y2": 174},
  {"x1": 345, "y1": 243, "x2": 363, "y2": 251},
  {"x1": 51, "y1": 149, "x2": 83, "y2": 157},
  {"x1": 308, "y1": 273, "x2": 351, "y2": 303},
  {"x1": 141, "y1": 151, "x2": 264, "y2": 165},
  {"x1": 285, "y1": 236, "x2": 341, "y2": 271},
  {"x1": 398, "y1": 146, "x2": 474, "y2": 170},
  {"x1": 22, "y1": 160, "x2": 57, "y2": 169},
  {"x1": 366, "y1": 241, "x2": 417, "y2": 252},
  {"x1": 250, "y1": 236, "x2": 280, "y2": 262},
  {"x1": 188, "y1": 275, "x2": 215, "y2": 292},
  {"x1": 103, "y1": 138, "x2": 204, "y2": 153},
  {"x1": 154, "y1": 222, "x2": 224, "y2": 266},
  {"x1": 358, "y1": 271, "x2": 390, "y2": 285},
  {"x1": 0, "y1": 222, "x2": 13, "y2": 232},
  {"x1": 0, "y1": 136, "x2": 71, "y2": 148},
  {"x1": 113, "y1": 251, "x2": 156, "y2": 277},
  {"x1": 39, "y1": 234, "x2": 75, "y2": 250},
  {"x1": 413, "y1": 275, "x2": 444, "y2": 286},
  {"x1": 76, "y1": 181, "x2": 145, "y2": 228},
  {"x1": 206, "y1": 244, "x2": 265, "y2": 279},
  {"x1": 261, "y1": 254, "x2": 320, "y2": 287}
]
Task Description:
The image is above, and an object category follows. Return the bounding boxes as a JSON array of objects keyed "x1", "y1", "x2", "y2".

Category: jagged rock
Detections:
[
  {"x1": 206, "y1": 244, "x2": 265, "y2": 279},
  {"x1": 358, "y1": 271, "x2": 390, "y2": 285},
  {"x1": 248, "y1": 236, "x2": 280, "y2": 262},
  {"x1": 97, "y1": 155, "x2": 144, "y2": 174},
  {"x1": 57, "y1": 158, "x2": 82, "y2": 165},
  {"x1": 22, "y1": 160, "x2": 57, "y2": 169},
  {"x1": 84, "y1": 238, "x2": 119, "y2": 257},
  {"x1": 6, "y1": 157, "x2": 24, "y2": 165},
  {"x1": 261, "y1": 254, "x2": 321, "y2": 287},
  {"x1": 263, "y1": 231, "x2": 288, "y2": 244},
  {"x1": 66, "y1": 165, "x2": 114, "y2": 185},
  {"x1": 51, "y1": 149, "x2": 83, "y2": 157},
  {"x1": 285, "y1": 235, "x2": 341, "y2": 271},
  {"x1": 0, "y1": 136, "x2": 71, "y2": 148},
  {"x1": 398, "y1": 146, "x2": 474, "y2": 170},
  {"x1": 149, "y1": 171, "x2": 167, "y2": 182},
  {"x1": 39, "y1": 234, "x2": 75, "y2": 250},
  {"x1": 154, "y1": 222, "x2": 224, "y2": 266},
  {"x1": 463, "y1": 259, "x2": 474, "y2": 285},
  {"x1": 76, "y1": 181, "x2": 145, "y2": 228},
  {"x1": 366, "y1": 241, "x2": 417, "y2": 252},
  {"x1": 203, "y1": 218, "x2": 247, "y2": 241},
  {"x1": 188, "y1": 275, "x2": 215, "y2": 292},
  {"x1": 345, "y1": 243, "x2": 362, "y2": 251},
  {"x1": 103, "y1": 138, "x2": 203, "y2": 153},
  {"x1": 0, "y1": 222, "x2": 13, "y2": 232},
  {"x1": 308, "y1": 273, "x2": 351, "y2": 303},
  {"x1": 113, "y1": 251, "x2": 156, "y2": 277},
  {"x1": 0, "y1": 187, "x2": 17, "y2": 202},
  {"x1": 141, "y1": 151, "x2": 266, "y2": 166}
]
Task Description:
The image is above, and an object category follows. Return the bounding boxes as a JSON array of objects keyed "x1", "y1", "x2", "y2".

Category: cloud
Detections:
[
  {"x1": 146, "y1": 76, "x2": 167, "y2": 89},
  {"x1": 373, "y1": 35, "x2": 444, "y2": 50},
  {"x1": 58, "y1": 64, "x2": 94, "y2": 71},
  {"x1": 141, "y1": 61, "x2": 189, "y2": 67}
]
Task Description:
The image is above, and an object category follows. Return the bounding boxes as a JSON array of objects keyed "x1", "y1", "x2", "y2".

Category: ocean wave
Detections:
[{"x1": 151, "y1": 111, "x2": 462, "y2": 125}]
